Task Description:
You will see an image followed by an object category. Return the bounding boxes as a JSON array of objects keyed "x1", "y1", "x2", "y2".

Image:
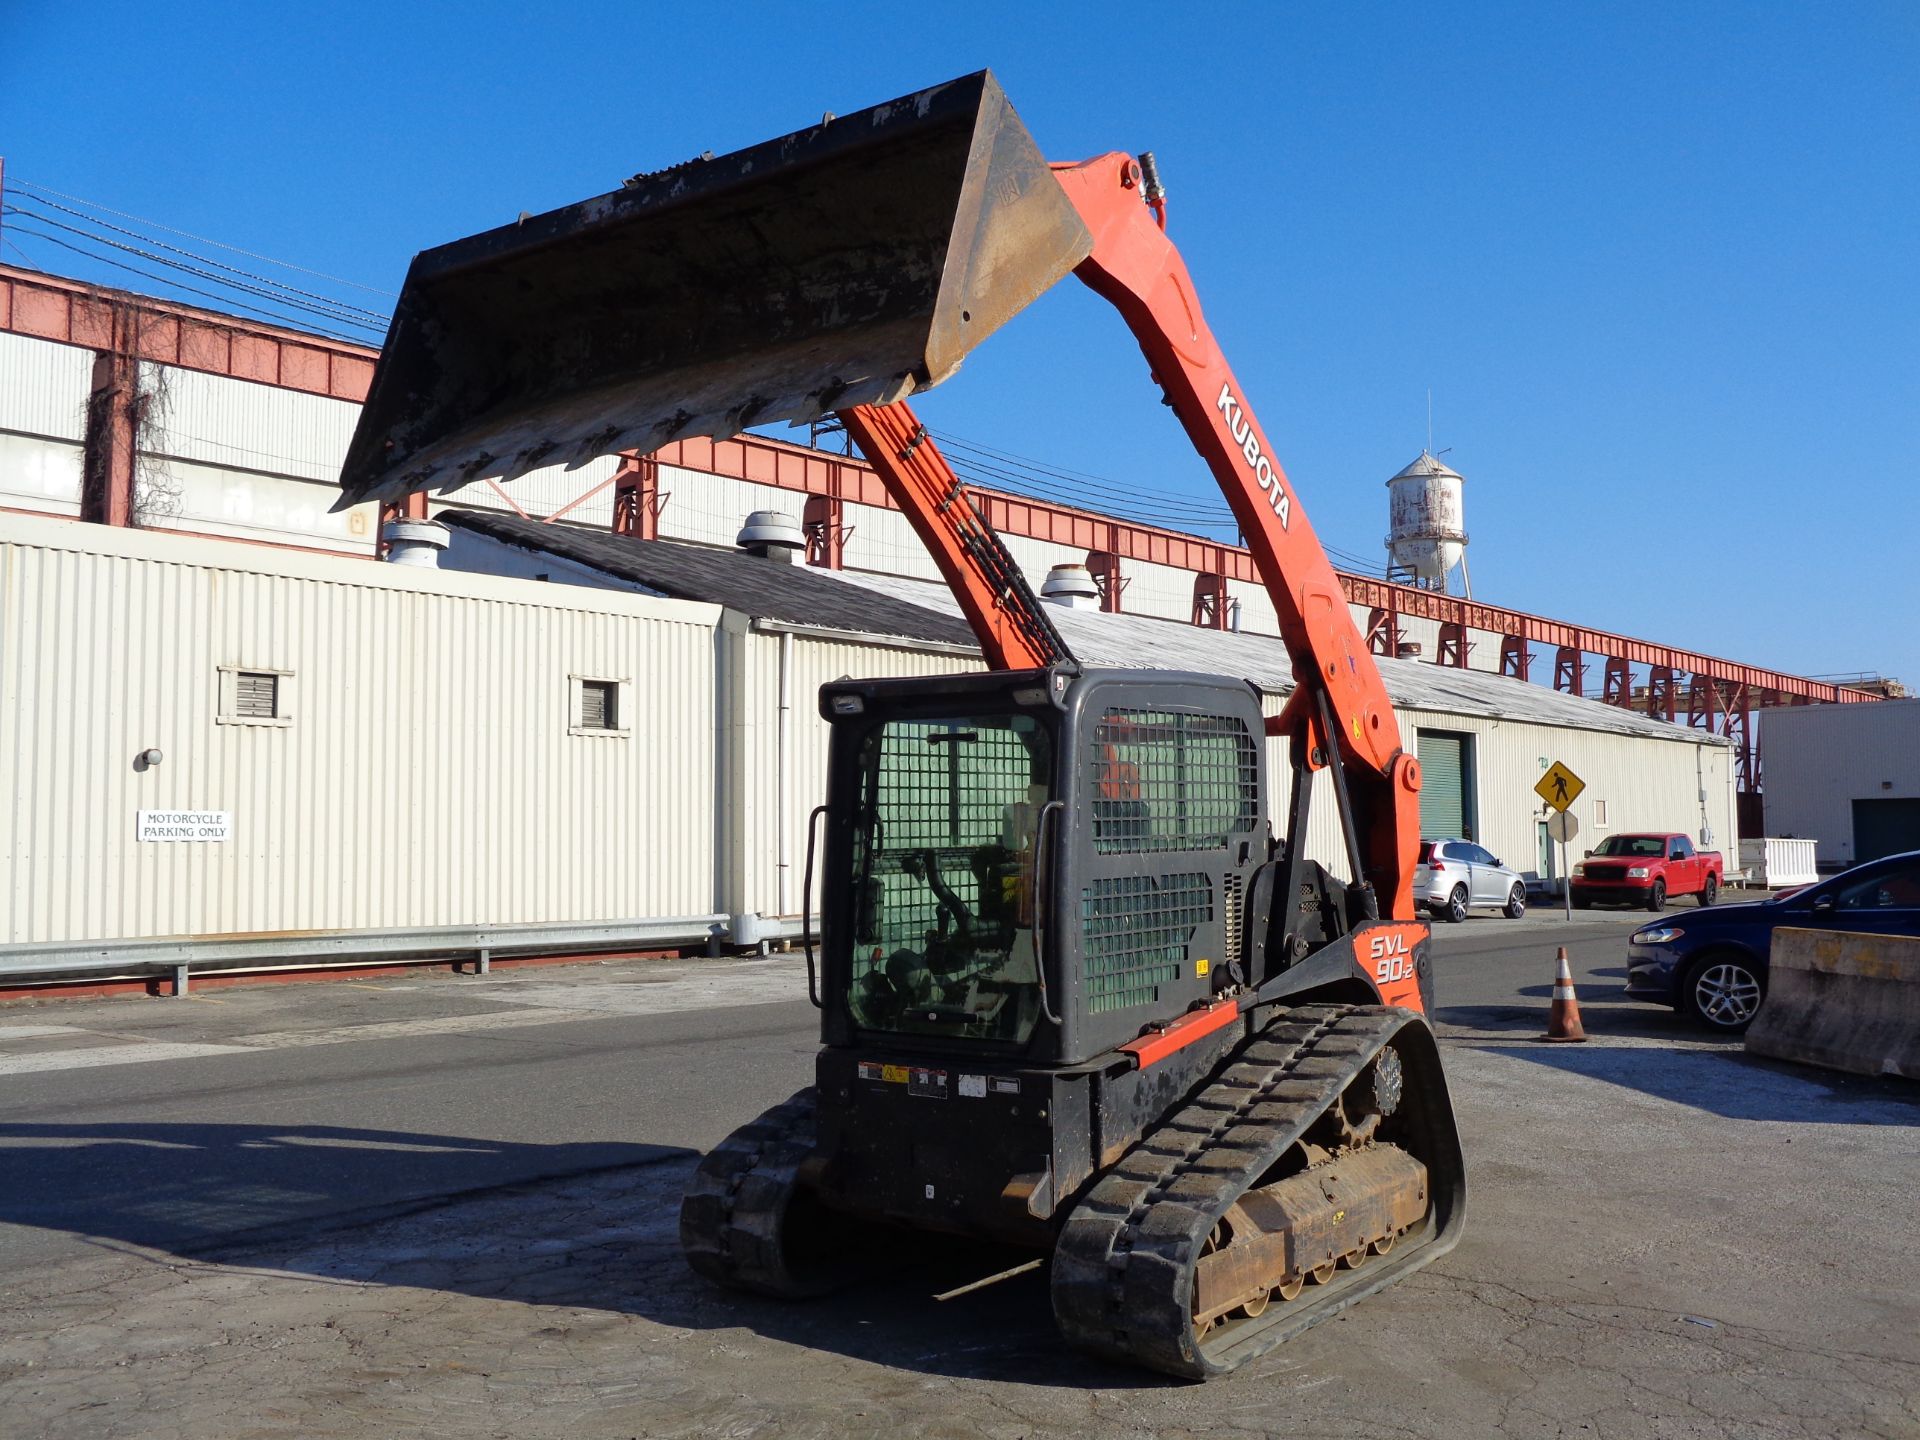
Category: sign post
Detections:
[
  {"x1": 1534, "y1": 761, "x2": 1587, "y2": 922},
  {"x1": 1546, "y1": 810, "x2": 1580, "y2": 921}
]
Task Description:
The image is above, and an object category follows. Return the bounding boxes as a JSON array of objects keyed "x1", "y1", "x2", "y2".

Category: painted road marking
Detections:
[
  {"x1": 0, "y1": 962, "x2": 808, "y2": 1076},
  {"x1": 0, "y1": 1042, "x2": 248, "y2": 1076},
  {"x1": 461, "y1": 966, "x2": 807, "y2": 1017},
  {"x1": 236, "y1": 1009, "x2": 596, "y2": 1049}
]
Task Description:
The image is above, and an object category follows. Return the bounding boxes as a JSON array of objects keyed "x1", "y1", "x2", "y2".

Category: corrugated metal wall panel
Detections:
[
  {"x1": 437, "y1": 453, "x2": 623, "y2": 527},
  {"x1": 0, "y1": 330, "x2": 91, "y2": 440},
  {"x1": 1256, "y1": 695, "x2": 1735, "y2": 886},
  {"x1": 725, "y1": 627, "x2": 984, "y2": 920},
  {"x1": 1760, "y1": 700, "x2": 1920, "y2": 867},
  {"x1": 0, "y1": 432, "x2": 83, "y2": 514},
  {"x1": 658, "y1": 468, "x2": 788, "y2": 548},
  {"x1": 844, "y1": 506, "x2": 945, "y2": 584},
  {"x1": 0, "y1": 515, "x2": 720, "y2": 943},
  {"x1": 0, "y1": 511, "x2": 1738, "y2": 947},
  {"x1": 143, "y1": 362, "x2": 358, "y2": 483},
  {"x1": 143, "y1": 457, "x2": 376, "y2": 554}
]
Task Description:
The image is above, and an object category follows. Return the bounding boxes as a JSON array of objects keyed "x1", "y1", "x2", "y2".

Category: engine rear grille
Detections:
[
  {"x1": 1223, "y1": 873, "x2": 1243, "y2": 967},
  {"x1": 1080, "y1": 872, "x2": 1211, "y2": 1013}
]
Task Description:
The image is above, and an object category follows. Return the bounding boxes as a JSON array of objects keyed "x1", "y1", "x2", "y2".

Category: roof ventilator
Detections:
[
  {"x1": 383, "y1": 518, "x2": 451, "y2": 568},
  {"x1": 1040, "y1": 563, "x2": 1100, "y2": 609},
  {"x1": 737, "y1": 510, "x2": 805, "y2": 562}
]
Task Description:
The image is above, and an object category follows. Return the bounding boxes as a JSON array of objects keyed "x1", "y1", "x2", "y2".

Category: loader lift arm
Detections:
[
  {"x1": 833, "y1": 153, "x2": 1421, "y2": 920},
  {"x1": 834, "y1": 402, "x2": 1069, "y2": 671}
]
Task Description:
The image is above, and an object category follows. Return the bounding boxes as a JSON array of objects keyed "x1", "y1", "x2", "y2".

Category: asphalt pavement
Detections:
[
  {"x1": 2, "y1": 909, "x2": 1915, "y2": 1439},
  {"x1": 0, "y1": 909, "x2": 1644, "y2": 1271}
]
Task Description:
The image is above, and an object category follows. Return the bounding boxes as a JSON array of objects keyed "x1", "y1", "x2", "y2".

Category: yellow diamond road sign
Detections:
[{"x1": 1535, "y1": 761, "x2": 1585, "y2": 812}]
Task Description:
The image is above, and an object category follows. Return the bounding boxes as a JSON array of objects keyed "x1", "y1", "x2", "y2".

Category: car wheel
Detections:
[
  {"x1": 1444, "y1": 885, "x2": 1469, "y2": 924},
  {"x1": 1646, "y1": 879, "x2": 1667, "y2": 912},
  {"x1": 1503, "y1": 884, "x2": 1526, "y2": 920},
  {"x1": 1683, "y1": 952, "x2": 1765, "y2": 1032},
  {"x1": 1698, "y1": 874, "x2": 1718, "y2": 907}
]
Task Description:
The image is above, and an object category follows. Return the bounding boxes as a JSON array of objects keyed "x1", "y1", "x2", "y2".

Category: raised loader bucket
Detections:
[{"x1": 337, "y1": 70, "x2": 1092, "y2": 509}]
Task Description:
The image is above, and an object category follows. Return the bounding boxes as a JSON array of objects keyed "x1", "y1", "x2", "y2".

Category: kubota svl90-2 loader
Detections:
[{"x1": 338, "y1": 71, "x2": 1465, "y2": 1380}]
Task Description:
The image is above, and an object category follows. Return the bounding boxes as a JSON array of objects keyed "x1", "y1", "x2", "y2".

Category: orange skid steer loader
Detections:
[{"x1": 338, "y1": 71, "x2": 1464, "y2": 1380}]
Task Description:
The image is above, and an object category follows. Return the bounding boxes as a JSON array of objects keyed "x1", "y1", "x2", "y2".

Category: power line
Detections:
[
  {"x1": 3, "y1": 208, "x2": 385, "y2": 337},
  {"x1": 12, "y1": 190, "x2": 389, "y2": 325},
  {"x1": 928, "y1": 431, "x2": 1240, "y2": 524},
  {"x1": 2, "y1": 233, "x2": 40, "y2": 269},
  {"x1": 0, "y1": 224, "x2": 376, "y2": 345},
  {"x1": 925, "y1": 425, "x2": 1389, "y2": 571},
  {"x1": 932, "y1": 427, "x2": 1180, "y2": 496},
  {"x1": 944, "y1": 451, "x2": 1236, "y2": 526},
  {"x1": 9, "y1": 177, "x2": 397, "y2": 298}
]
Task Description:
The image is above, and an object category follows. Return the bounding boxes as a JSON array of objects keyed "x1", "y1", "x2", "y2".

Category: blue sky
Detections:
[{"x1": 4, "y1": 2, "x2": 1915, "y2": 686}]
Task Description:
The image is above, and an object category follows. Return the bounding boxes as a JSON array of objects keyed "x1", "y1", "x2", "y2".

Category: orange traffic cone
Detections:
[{"x1": 1542, "y1": 947, "x2": 1588, "y2": 1042}]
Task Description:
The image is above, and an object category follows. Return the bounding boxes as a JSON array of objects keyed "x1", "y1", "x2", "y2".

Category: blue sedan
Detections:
[{"x1": 1626, "y1": 848, "x2": 1920, "y2": 1032}]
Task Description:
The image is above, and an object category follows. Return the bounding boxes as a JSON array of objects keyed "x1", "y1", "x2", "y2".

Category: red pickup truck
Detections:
[{"x1": 1570, "y1": 833, "x2": 1724, "y2": 911}]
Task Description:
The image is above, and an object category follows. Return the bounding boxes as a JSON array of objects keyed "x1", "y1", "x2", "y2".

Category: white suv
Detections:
[{"x1": 1418, "y1": 839, "x2": 1527, "y2": 923}]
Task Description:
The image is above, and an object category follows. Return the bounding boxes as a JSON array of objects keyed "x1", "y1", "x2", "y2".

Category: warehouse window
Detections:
[
  {"x1": 236, "y1": 672, "x2": 279, "y2": 718},
  {"x1": 580, "y1": 680, "x2": 616, "y2": 730},
  {"x1": 218, "y1": 666, "x2": 293, "y2": 727},
  {"x1": 570, "y1": 676, "x2": 629, "y2": 737}
]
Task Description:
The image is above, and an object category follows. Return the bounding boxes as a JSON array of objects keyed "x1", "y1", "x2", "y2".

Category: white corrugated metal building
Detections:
[
  {"x1": 0, "y1": 508, "x2": 1737, "y2": 948},
  {"x1": 439, "y1": 511, "x2": 1739, "y2": 926},
  {"x1": 0, "y1": 315, "x2": 1576, "y2": 671},
  {"x1": 1760, "y1": 699, "x2": 1920, "y2": 869}
]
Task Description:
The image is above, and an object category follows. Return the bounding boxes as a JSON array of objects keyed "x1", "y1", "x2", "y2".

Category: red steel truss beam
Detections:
[
  {"x1": 1191, "y1": 571, "x2": 1230, "y2": 629},
  {"x1": 0, "y1": 263, "x2": 377, "y2": 402},
  {"x1": 659, "y1": 429, "x2": 1872, "y2": 705},
  {"x1": 1, "y1": 262, "x2": 1874, "y2": 708}
]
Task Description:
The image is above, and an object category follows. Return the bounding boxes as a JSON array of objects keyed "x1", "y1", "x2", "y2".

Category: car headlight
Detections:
[
  {"x1": 1626, "y1": 866, "x2": 1651, "y2": 878},
  {"x1": 1633, "y1": 926, "x2": 1684, "y2": 944},
  {"x1": 1572, "y1": 863, "x2": 1586, "y2": 877}
]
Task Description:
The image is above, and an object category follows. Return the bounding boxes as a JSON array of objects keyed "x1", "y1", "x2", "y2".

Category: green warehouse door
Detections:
[
  {"x1": 1853, "y1": 798, "x2": 1920, "y2": 863},
  {"x1": 1417, "y1": 731, "x2": 1472, "y2": 839}
]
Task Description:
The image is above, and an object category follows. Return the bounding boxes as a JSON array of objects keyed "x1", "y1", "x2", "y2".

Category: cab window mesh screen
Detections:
[
  {"x1": 1080, "y1": 872, "x2": 1211, "y2": 1012},
  {"x1": 865, "y1": 718, "x2": 1042, "y2": 956},
  {"x1": 1089, "y1": 709, "x2": 1258, "y2": 854}
]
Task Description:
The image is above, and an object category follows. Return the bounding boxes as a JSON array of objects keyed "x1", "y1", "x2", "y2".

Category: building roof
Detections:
[
  {"x1": 824, "y1": 568, "x2": 1728, "y2": 747},
  {"x1": 439, "y1": 510, "x2": 975, "y2": 648},
  {"x1": 445, "y1": 509, "x2": 1725, "y2": 747}
]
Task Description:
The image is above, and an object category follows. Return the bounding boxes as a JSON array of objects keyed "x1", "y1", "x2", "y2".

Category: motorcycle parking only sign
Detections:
[{"x1": 137, "y1": 810, "x2": 232, "y2": 842}]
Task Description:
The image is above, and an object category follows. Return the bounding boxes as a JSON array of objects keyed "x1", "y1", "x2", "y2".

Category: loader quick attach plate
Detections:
[{"x1": 337, "y1": 70, "x2": 1093, "y2": 508}]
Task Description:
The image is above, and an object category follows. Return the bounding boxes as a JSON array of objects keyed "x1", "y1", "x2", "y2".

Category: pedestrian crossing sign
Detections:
[{"x1": 1535, "y1": 761, "x2": 1585, "y2": 812}]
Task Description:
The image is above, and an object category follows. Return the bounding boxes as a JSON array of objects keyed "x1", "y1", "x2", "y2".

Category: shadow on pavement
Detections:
[
  {"x1": 0, "y1": 1120, "x2": 681, "y2": 1255},
  {"x1": 1437, "y1": 991, "x2": 1920, "y2": 1123},
  {"x1": 1477, "y1": 1043, "x2": 1920, "y2": 1123},
  {"x1": 0, "y1": 1120, "x2": 1155, "y2": 1389},
  {"x1": 1435, "y1": 997, "x2": 1688, "y2": 1043}
]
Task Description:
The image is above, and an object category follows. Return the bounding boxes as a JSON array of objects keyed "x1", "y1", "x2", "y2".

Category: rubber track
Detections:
[
  {"x1": 678, "y1": 1086, "x2": 823, "y2": 1298},
  {"x1": 1051, "y1": 1004, "x2": 1412, "y2": 1379}
]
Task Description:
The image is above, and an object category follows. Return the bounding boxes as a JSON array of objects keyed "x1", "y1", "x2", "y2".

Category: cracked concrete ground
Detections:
[{"x1": 2, "y1": 945, "x2": 1916, "y2": 1438}]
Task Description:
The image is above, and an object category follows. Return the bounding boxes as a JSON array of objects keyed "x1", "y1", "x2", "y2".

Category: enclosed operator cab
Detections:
[{"x1": 802, "y1": 665, "x2": 1445, "y2": 1250}]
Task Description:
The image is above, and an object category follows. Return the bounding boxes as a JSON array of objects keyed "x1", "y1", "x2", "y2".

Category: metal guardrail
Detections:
[{"x1": 0, "y1": 915, "x2": 731, "y2": 995}]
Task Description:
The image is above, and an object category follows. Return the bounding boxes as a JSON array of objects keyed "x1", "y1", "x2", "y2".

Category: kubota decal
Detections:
[{"x1": 1216, "y1": 382, "x2": 1292, "y2": 529}]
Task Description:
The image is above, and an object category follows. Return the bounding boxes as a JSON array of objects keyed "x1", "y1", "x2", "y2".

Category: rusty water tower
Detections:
[{"x1": 1384, "y1": 450, "x2": 1470, "y2": 596}]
